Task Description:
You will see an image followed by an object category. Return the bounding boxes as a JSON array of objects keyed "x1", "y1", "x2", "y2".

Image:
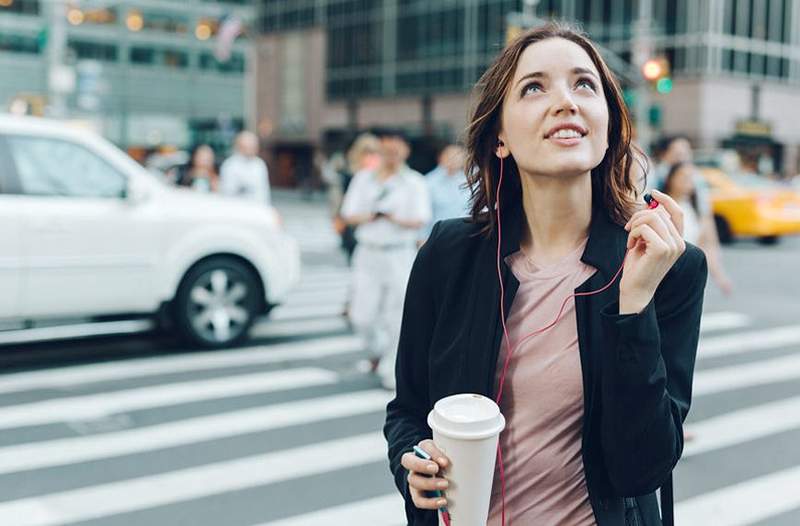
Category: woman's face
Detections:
[
  {"x1": 499, "y1": 38, "x2": 610, "y2": 179},
  {"x1": 194, "y1": 146, "x2": 215, "y2": 169},
  {"x1": 669, "y1": 164, "x2": 696, "y2": 198}
]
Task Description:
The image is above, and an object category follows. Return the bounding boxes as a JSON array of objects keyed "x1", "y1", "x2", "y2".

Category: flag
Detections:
[{"x1": 214, "y1": 14, "x2": 243, "y2": 62}]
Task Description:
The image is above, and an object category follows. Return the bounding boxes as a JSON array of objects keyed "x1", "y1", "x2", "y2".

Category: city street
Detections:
[{"x1": 0, "y1": 192, "x2": 799, "y2": 526}]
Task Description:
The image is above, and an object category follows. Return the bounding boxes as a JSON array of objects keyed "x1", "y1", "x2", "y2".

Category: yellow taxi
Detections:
[{"x1": 698, "y1": 167, "x2": 800, "y2": 244}]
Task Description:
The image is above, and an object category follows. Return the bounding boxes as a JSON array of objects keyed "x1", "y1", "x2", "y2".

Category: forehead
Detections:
[{"x1": 512, "y1": 37, "x2": 601, "y2": 82}]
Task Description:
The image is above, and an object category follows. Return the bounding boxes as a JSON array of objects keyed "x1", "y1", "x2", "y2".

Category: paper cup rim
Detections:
[{"x1": 427, "y1": 393, "x2": 506, "y2": 440}]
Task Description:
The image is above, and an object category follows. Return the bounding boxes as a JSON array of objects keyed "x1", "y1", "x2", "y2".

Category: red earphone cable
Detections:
[{"x1": 493, "y1": 155, "x2": 630, "y2": 526}]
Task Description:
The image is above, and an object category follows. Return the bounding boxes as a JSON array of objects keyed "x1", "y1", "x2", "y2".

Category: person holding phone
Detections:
[
  {"x1": 340, "y1": 128, "x2": 431, "y2": 390},
  {"x1": 384, "y1": 23, "x2": 707, "y2": 526}
]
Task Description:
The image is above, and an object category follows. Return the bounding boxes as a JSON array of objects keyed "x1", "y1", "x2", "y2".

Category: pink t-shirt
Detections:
[{"x1": 487, "y1": 239, "x2": 598, "y2": 526}]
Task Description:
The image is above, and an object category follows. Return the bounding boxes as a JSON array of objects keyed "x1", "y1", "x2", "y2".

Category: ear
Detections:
[{"x1": 495, "y1": 134, "x2": 510, "y2": 159}]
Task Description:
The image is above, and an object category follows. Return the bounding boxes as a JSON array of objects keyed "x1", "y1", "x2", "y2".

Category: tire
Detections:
[
  {"x1": 173, "y1": 257, "x2": 261, "y2": 348},
  {"x1": 758, "y1": 235, "x2": 780, "y2": 245},
  {"x1": 714, "y1": 215, "x2": 733, "y2": 245}
]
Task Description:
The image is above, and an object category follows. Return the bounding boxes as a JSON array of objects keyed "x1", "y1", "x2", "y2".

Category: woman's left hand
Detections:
[{"x1": 619, "y1": 189, "x2": 687, "y2": 314}]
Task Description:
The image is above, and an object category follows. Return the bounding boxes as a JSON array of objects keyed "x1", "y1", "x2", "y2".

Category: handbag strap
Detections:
[{"x1": 661, "y1": 473, "x2": 674, "y2": 526}]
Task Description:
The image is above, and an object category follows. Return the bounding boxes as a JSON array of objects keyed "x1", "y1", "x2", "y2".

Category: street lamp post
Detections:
[
  {"x1": 46, "y1": 0, "x2": 70, "y2": 118},
  {"x1": 633, "y1": 0, "x2": 654, "y2": 154}
]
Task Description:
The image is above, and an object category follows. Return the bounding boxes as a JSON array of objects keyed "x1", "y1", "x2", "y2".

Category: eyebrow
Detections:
[{"x1": 515, "y1": 67, "x2": 600, "y2": 87}]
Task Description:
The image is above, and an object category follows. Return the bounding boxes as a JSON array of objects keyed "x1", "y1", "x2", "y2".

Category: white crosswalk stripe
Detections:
[
  {"x1": 0, "y1": 433, "x2": 386, "y2": 526},
  {"x1": 0, "y1": 368, "x2": 338, "y2": 430},
  {"x1": 0, "y1": 390, "x2": 392, "y2": 475},
  {"x1": 675, "y1": 465, "x2": 800, "y2": 526},
  {"x1": 0, "y1": 196, "x2": 797, "y2": 525},
  {"x1": 257, "y1": 494, "x2": 405, "y2": 526}
]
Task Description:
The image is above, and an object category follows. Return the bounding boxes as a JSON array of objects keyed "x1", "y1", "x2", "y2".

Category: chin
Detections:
[{"x1": 522, "y1": 160, "x2": 598, "y2": 178}]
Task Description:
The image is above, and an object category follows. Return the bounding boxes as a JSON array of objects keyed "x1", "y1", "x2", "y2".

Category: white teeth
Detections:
[{"x1": 551, "y1": 129, "x2": 582, "y2": 139}]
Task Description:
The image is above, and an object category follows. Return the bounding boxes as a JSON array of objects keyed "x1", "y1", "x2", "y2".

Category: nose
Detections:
[{"x1": 551, "y1": 85, "x2": 578, "y2": 116}]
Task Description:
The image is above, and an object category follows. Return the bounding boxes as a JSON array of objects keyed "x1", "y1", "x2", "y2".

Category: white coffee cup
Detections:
[{"x1": 427, "y1": 393, "x2": 506, "y2": 526}]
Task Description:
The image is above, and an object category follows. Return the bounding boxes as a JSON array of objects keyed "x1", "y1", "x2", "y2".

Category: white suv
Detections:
[{"x1": 0, "y1": 116, "x2": 300, "y2": 348}]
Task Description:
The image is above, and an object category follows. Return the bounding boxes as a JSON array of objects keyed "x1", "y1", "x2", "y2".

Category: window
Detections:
[
  {"x1": 7, "y1": 136, "x2": 126, "y2": 198},
  {"x1": 141, "y1": 11, "x2": 189, "y2": 34},
  {"x1": 129, "y1": 46, "x2": 188, "y2": 69},
  {"x1": 0, "y1": 33, "x2": 41, "y2": 55},
  {"x1": 0, "y1": 0, "x2": 39, "y2": 15},
  {"x1": 68, "y1": 40, "x2": 117, "y2": 62},
  {"x1": 199, "y1": 52, "x2": 245, "y2": 73}
]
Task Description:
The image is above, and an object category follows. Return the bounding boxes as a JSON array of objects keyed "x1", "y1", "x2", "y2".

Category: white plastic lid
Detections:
[{"x1": 427, "y1": 393, "x2": 506, "y2": 440}]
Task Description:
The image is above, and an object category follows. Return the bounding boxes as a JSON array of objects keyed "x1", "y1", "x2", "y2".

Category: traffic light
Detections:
[
  {"x1": 641, "y1": 57, "x2": 672, "y2": 94},
  {"x1": 37, "y1": 27, "x2": 47, "y2": 50}
]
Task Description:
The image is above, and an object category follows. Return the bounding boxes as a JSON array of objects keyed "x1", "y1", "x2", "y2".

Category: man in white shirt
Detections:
[
  {"x1": 340, "y1": 129, "x2": 432, "y2": 390},
  {"x1": 220, "y1": 131, "x2": 271, "y2": 205}
]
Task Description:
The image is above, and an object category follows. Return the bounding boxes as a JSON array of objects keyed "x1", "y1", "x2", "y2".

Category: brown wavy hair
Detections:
[{"x1": 465, "y1": 22, "x2": 646, "y2": 234}]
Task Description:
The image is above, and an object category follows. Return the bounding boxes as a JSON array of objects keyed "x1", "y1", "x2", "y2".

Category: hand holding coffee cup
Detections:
[{"x1": 400, "y1": 439, "x2": 451, "y2": 510}]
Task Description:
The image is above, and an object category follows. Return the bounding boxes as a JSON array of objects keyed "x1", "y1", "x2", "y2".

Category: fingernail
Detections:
[
  {"x1": 437, "y1": 480, "x2": 449, "y2": 489},
  {"x1": 437, "y1": 499, "x2": 447, "y2": 507},
  {"x1": 438, "y1": 457, "x2": 448, "y2": 467}
]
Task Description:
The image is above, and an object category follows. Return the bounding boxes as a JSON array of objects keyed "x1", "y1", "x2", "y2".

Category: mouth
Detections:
[{"x1": 544, "y1": 125, "x2": 588, "y2": 147}]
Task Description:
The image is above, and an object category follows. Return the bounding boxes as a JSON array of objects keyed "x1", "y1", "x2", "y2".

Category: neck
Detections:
[
  {"x1": 378, "y1": 164, "x2": 401, "y2": 181},
  {"x1": 518, "y1": 170, "x2": 592, "y2": 263}
]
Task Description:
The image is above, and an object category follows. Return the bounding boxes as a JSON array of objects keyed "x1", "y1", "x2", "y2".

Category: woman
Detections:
[
  {"x1": 663, "y1": 161, "x2": 733, "y2": 295},
  {"x1": 384, "y1": 23, "x2": 708, "y2": 526},
  {"x1": 331, "y1": 133, "x2": 383, "y2": 264},
  {"x1": 175, "y1": 144, "x2": 218, "y2": 193}
]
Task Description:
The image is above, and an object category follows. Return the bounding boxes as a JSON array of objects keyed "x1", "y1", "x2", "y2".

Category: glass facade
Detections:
[
  {"x1": 0, "y1": 1, "x2": 249, "y2": 71},
  {"x1": 0, "y1": 0, "x2": 39, "y2": 15},
  {"x1": 258, "y1": 0, "x2": 799, "y2": 101},
  {"x1": 0, "y1": 0, "x2": 253, "y2": 149}
]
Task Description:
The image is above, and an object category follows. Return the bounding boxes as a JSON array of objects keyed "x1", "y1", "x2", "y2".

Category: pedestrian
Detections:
[
  {"x1": 340, "y1": 128, "x2": 431, "y2": 390},
  {"x1": 385, "y1": 23, "x2": 707, "y2": 526},
  {"x1": 174, "y1": 144, "x2": 219, "y2": 193},
  {"x1": 649, "y1": 135, "x2": 692, "y2": 192},
  {"x1": 219, "y1": 131, "x2": 271, "y2": 205},
  {"x1": 664, "y1": 161, "x2": 733, "y2": 295},
  {"x1": 331, "y1": 133, "x2": 383, "y2": 265},
  {"x1": 419, "y1": 143, "x2": 471, "y2": 244}
]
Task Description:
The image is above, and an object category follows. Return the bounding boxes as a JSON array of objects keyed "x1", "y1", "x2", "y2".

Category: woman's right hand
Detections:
[{"x1": 400, "y1": 439, "x2": 451, "y2": 510}]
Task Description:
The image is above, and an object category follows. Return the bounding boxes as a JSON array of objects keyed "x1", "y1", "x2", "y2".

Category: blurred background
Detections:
[{"x1": 0, "y1": 0, "x2": 799, "y2": 525}]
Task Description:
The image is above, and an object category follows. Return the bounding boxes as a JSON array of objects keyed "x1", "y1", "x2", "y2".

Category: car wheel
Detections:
[
  {"x1": 714, "y1": 215, "x2": 733, "y2": 245},
  {"x1": 173, "y1": 258, "x2": 261, "y2": 348},
  {"x1": 758, "y1": 235, "x2": 780, "y2": 245}
]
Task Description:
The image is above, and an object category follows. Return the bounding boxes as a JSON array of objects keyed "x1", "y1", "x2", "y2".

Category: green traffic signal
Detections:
[
  {"x1": 37, "y1": 27, "x2": 48, "y2": 50},
  {"x1": 656, "y1": 77, "x2": 673, "y2": 94}
]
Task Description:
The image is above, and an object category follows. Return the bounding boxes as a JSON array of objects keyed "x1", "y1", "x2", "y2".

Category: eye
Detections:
[
  {"x1": 521, "y1": 81, "x2": 543, "y2": 97},
  {"x1": 576, "y1": 76, "x2": 597, "y2": 92}
]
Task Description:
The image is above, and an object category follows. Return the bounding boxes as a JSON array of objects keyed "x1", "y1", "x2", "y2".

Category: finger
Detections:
[
  {"x1": 628, "y1": 212, "x2": 673, "y2": 248},
  {"x1": 653, "y1": 206, "x2": 681, "y2": 240},
  {"x1": 401, "y1": 452, "x2": 439, "y2": 475},
  {"x1": 408, "y1": 472, "x2": 449, "y2": 492},
  {"x1": 651, "y1": 189, "x2": 685, "y2": 235},
  {"x1": 626, "y1": 206, "x2": 686, "y2": 253},
  {"x1": 419, "y1": 439, "x2": 450, "y2": 469},
  {"x1": 625, "y1": 207, "x2": 664, "y2": 232},
  {"x1": 651, "y1": 206, "x2": 685, "y2": 251},
  {"x1": 409, "y1": 485, "x2": 448, "y2": 511},
  {"x1": 628, "y1": 224, "x2": 670, "y2": 254},
  {"x1": 626, "y1": 205, "x2": 671, "y2": 229}
]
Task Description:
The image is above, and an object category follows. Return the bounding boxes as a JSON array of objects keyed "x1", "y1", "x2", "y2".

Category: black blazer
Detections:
[{"x1": 384, "y1": 199, "x2": 708, "y2": 526}]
